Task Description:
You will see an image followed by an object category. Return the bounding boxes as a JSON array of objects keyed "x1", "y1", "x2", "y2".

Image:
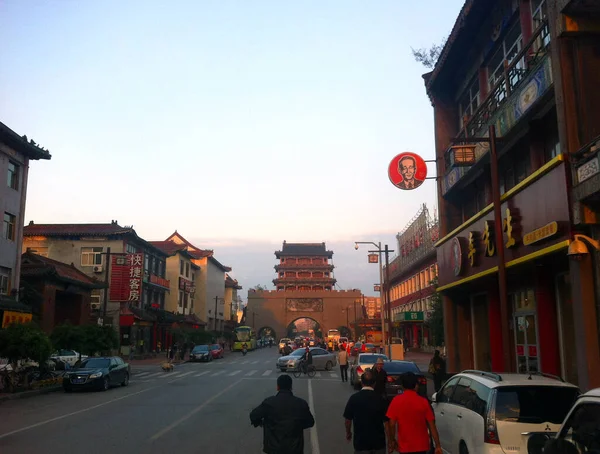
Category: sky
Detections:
[{"x1": 1, "y1": 0, "x2": 464, "y2": 297}]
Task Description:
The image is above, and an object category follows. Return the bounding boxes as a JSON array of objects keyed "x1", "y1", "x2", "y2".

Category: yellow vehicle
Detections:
[{"x1": 233, "y1": 326, "x2": 257, "y2": 351}]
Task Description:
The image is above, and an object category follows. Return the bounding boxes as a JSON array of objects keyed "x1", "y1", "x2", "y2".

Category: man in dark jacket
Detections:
[
  {"x1": 371, "y1": 357, "x2": 388, "y2": 398},
  {"x1": 250, "y1": 374, "x2": 315, "y2": 454}
]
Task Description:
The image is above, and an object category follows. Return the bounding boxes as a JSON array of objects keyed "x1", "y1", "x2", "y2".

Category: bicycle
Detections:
[{"x1": 293, "y1": 361, "x2": 316, "y2": 378}]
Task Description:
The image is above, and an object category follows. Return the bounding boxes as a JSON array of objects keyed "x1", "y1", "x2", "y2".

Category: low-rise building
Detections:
[{"x1": 224, "y1": 274, "x2": 242, "y2": 332}]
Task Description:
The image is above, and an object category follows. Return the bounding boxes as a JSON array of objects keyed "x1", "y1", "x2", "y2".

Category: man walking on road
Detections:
[
  {"x1": 386, "y1": 372, "x2": 443, "y2": 454},
  {"x1": 250, "y1": 374, "x2": 315, "y2": 454},
  {"x1": 343, "y1": 370, "x2": 390, "y2": 454},
  {"x1": 371, "y1": 357, "x2": 388, "y2": 399},
  {"x1": 339, "y1": 346, "x2": 349, "y2": 382}
]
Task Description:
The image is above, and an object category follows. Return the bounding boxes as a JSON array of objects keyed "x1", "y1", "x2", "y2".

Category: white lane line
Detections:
[
  {"x1": 149, "y1": 379, "x2": 244, "y2": 441},
  {"x1": 262, "y1": 370, "x2": 272, "y2": 376},
  {"x1": 0, "y1": 386, "x2": 159, "y2": 440},
  {"x1": 158, "y1": 372, "x2": 181, "y2": 379},
  {"x1": 251, "y1": 361, "x2": 259, "y2": 364},
  {"x1": 241, "y1": 360, "x2": 250, "y2": 364},
  {"x1": 135, "y1": 372, "x2": 150, "y2": 377},
  {"x1": 144, "y1": 372, "x2": 162, "y2": 378},
  {"x1": 315, "y1": 372, "x2": 321, "y2": 377},
  {"x1": 308, "y1": 379, "x2": 321, "y2": 454},
  {"x1": 211, "y1": 371, "x2": 225, "y2": 377},
  {"x1": 264, "y1": 360, "x2": 271, "y2": 364},
  {"x1": 330, "y1": 373, "x2": 338, "y2": 378},
  {"x1": 194, "y1": 371, "x2": 210, "y2": 377},
  {"x1": 228, "y1": 370, "x2": 241, "y2": 376},
  {"x1": 177, "y1": 371, "x2": 195, "y2": 378},
  {"x1": 245, "y1": 370, "x2": 257, "y2": 376}
]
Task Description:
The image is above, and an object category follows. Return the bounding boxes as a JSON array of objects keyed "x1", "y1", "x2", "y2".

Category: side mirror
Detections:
[{"x1": 431, "y1": 393, "x2": 437, "y2": 403}]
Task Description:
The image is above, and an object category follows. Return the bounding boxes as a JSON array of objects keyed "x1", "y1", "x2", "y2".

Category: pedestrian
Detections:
[
  {"x1": 371, "y1": 357, "x2": 388, "y2": 399},
  {"x1": 250, "y1": 374, "x2": 315, "y2": 454},
  {"x1": 343, "y1": 370, "x2": 390, "y2": 454},
  {"x1": 428, "y1": 350, "x2": 446, "y2": 393},
  {"x1": 338, "y1": 346, "x2": 349, "y2": 382},
  {"x1": 386, "y1": 372, "x2": 443, "y2": 454}
]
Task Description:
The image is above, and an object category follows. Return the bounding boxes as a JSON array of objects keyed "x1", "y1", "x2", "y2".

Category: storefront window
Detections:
[{"x1": 513, "y1": 289, "x2": 539, "y2": 374}]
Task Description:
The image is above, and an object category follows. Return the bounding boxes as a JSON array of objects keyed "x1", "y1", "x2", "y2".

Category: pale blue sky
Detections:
[{"x1": 1, "y1": 0, "x2": 463, "y2": 294}]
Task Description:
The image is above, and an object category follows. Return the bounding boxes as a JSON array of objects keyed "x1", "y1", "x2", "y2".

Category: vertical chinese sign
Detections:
[{"x1": 110, "y1": 253, "x2": 144, "y2": 303}]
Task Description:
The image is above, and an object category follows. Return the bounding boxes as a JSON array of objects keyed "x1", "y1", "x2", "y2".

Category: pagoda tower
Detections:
[{"x1": 273, "y1": 241, "x2": 336, "y2": 291}]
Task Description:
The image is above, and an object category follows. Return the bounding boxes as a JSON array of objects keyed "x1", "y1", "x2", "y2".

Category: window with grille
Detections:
[
  {"x1": 81, "y1": 247, "x2": 103, "y2": 266},
  {"x1": 458, "y1": 78, "x2": 480, "y2": 129},
  {"x1": 7, "y1": 161, "x2": 19, "y2": 190},
  {"x1": 487, "y1": 21, "x2": 524, "y2": 90}
]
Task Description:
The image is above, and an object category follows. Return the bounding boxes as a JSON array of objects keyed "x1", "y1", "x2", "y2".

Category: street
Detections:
[{"x1": 0, "y1": 347, "x2": 380, "y2": 454}]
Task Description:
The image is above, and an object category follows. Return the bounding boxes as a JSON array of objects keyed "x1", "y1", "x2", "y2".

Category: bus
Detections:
[
  {"x1": 326, "y1": 329, "x2": 341, "y2": 343},
  {"x1": 233, "y1": 326, "x2": 257, "y2": 351}
]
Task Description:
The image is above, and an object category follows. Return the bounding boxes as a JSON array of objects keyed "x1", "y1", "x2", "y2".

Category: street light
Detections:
[
  {"x1": 354, "y1": 242, "x2": 394, "y2": 357},
  {"x1": 211, "y1": 296, "x2": 225, "y2": 332}
]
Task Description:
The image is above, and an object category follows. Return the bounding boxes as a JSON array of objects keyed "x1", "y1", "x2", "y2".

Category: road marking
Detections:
[
  {"x1": 264, "y1": 360, "x2": 271, "y2": 364},
  {"x1": 251, "y1": 361, "x2": 259, "y2": 364},
  {"x1": 262, "y1": 370, "x2": 272, "y2": 376},
  {"x1": 135, "y1": 372, "x2": 150, "y2": 377},
  {"x1": 330, "y1": 373, "x2": 338, "y2": 378},
  {"x1": 194, "y1": 371, "x2": 210, "y2": 377},
  {"x1": 144, "y1": 372, "x2": 162, "y2": 378},
  {"x1": 0, "y1": 386, "x2": 158, "y2": 440},
  {"x1": 228, "y1": 370, "x2": 241, "y2": 376},
  {"x1": 211, "y1": 371, "x2": 225, "y2": 377},
  {"x1": 158, "y1": 372, "x2": 180, "y2": 379},
  {"x1": 177, "y1": 371, "x2": 195, "y2": 378},
  {"x1": 149, "y1": 379, "x2": 243, "y2": 441},
  {"x1": 241, "y1": 360, "x2": 250, "y2": 364},
  {"x1": 307, "y1": 379, "x2": 321, "y2": 454},
  {"x1": 315, "y1": 372, "x2": 321, "y2": 377},
  {"x1": 245, "y1": 370, "x2": 257, "y2": 376}
]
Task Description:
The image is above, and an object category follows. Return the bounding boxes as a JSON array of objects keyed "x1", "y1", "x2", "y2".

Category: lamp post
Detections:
[
  {"x1": 213, "y1": 296, "x2": 225, "y2": 332},
  {"x1": 354, "y1": 242, "x2": 394, "y2": 357}
]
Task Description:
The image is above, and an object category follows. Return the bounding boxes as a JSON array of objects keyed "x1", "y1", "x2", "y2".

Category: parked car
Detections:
[
  {"x1": 381, "y1": 360, "x2": 428, "y2": 399},
  {"x1": 431, "y1": 370, "x2": 580, "y2": 454},
  {"x1": 51, "y1": 349, "x2": 88, "y2": 366},
  {"x1": 210, "y1": 344, "x2": 224, "y2": 359},
  {"x1": 63, "y1": 357, "x2": 129, "y2": 392},
  {"x1": 364, "y1": 343, "x2": 377, "y2": 353},
  {"x1": 189, "y1": 345, "x2": 212, "y2": 362},
  {"x1": 349, "y1": 353, "x2": 389, "y2": 387},
  {"x1": 351, "y1": 342, "x2": 363, "y2": 357},
  {"x1": 278, "y1": 338, "x2": 291, "y2": 354},
  {"x1": 277, "y1": 347, "x2": 337, "y2": 372},
  {"x1": 527, "y1": 387, "x2": 600, "y2": 454}
]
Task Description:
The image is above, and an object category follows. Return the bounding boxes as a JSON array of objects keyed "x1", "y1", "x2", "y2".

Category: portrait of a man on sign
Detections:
[{"x1": 388, "y1": 152, "x2": 428, "y2": 190}]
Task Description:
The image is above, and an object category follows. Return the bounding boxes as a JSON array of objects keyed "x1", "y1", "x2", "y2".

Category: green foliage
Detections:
[
  {"x1": 51, "y1": 322, "x2": 84, "y2": 352},
  {"x1": 169, "y1": 326, "x2": 213, "y2": 345},
  {"x1": 0, "y1": 323, "x2": 53, "y2": 369},
  {"x1": 428, "y1": 277, "x2": 445, "y2": 347},
  {"x1": 337, "y1": 326, "x2": 351, "y2": 338},
  {"x1": 411, "y1": 38, "x2": 447, "y2": 69},
  {"x1": 80, "y1": 324, "x2": 119, "y2": 356}
]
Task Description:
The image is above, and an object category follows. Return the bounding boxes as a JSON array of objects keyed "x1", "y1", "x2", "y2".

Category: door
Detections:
[
  {"x1": 512, "y1": 289, "x2": 539, "y2": 374},
  {"x1": 471, "y1": 294, "x2": 491, "y2": 371},
  {"x1": 433, "y1": 376, "x2": 460, "y2": 453},
  {"x1": 109, "y1": 358, "x2": 120, "y2": 382}
]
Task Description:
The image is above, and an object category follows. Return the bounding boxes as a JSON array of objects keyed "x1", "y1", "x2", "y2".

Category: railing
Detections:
[
  {"x1": 275, "y1": 263, "x2": 332, "y2": 269},
  {"x1": 273, "y1": 277, "x2": 336, "y2": 282}
]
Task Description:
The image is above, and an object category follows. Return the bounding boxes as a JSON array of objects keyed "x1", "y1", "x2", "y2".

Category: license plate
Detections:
[
  {"x1": 72, "y1": 378, "x2": 85, "y2": 384},
  {"x1": 397, "y1": 389, "x2": 403, "y2": 394}
]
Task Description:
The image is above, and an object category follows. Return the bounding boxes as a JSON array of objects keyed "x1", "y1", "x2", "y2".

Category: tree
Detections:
[
  {"x1": 337, "y1": 326, "x2": 351, "y2": 338},
  {"x1": 80, "y1": 325, "x2": 119, "y2": 357},
  {"x1": 251, "y1": 284, "x2": 268, "y2": 291},
  {"x1": 427, "y1": 277, "x2": 445, "y2": 347},
  {"x1": 0, "y1": 322, "x2": 53, "y2": 383},
  {"x1": 411, "y1": 39, "x2": 447, "y2": 69},
  {"x1": 51, "y1": 322, "x2": 85, "y2": 354}
]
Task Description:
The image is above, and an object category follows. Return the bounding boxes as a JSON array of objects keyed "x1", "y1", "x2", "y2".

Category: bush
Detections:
[
  {"x1": 0, "y1": 322, "x2": 53, "y2": 370},
  {"x1": 80, "y1": 324, "x2": 119, "y2": 356}
]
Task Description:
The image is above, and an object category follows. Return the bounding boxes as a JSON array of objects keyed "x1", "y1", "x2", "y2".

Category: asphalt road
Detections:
[{"x1": 0, "y1": 347, "x2": 388, "y2": 454}]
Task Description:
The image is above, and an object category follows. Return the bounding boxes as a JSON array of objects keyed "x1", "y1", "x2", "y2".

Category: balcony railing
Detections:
[
  {"x1": 275, "y1": 263, "x2": 333, "y2": 269},
  {"x1": 443, "y1": 21, "x2": 552, "y2": 191}
]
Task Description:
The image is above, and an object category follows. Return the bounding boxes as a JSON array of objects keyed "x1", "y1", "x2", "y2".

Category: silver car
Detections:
[
  {"x1": 349, "y1": 353, "x2": 389, "y2": 387},
  {"x1": 277, "y1": 347, "x2": 337, "y2": 372}
]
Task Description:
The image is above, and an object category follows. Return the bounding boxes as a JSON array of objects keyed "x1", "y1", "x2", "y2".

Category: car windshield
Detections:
[
  {"x1": 496, "y1": 386, "x2": 580, "y2": 424},
  {"x1": 365, "y1": 343, "x2": 375, "y2": 348},
  {"x1": 359, "y1": 354, "x2": 388, "y2": 364},
  {"x1": 384, "y1": 361, "x2": 420, "y2": 374},
  {"x1": 290, "y1": 349, "x2": 308, "y2": 357},
  {"x1": 79, "y1": 358, "x2": 110, "y2": 369},
  {"x1": 280, "y1": 339, "x2": 290, "y2": 343},
  {"x1": 210, "y1": 345, "x2": 220, "y2": 350},
  {"x1": 193, "y1": 346, "x2": 209, "y2": 352}
]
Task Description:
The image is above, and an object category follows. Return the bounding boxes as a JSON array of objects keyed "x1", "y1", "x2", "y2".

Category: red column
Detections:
[
  {"x1": 519, "y1": 0, "x2": 533, "y2": 43},
  {"x1": 488, "y1": 291, "x2": 504, "y2": 372},
  {"x1": 536, "y1": 270, "x2": 560, "y2": 375}
]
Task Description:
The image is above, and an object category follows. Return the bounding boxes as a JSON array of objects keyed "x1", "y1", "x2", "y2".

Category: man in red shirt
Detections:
[{"x1": 386, "y1": 372, "x2": 442, "y2": 454}]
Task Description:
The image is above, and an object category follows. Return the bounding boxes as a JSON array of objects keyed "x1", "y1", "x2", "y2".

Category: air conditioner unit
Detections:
[
  {"x1": 91, "y1": 303, "x2": 100, "y2": 310},
  {"x1": 93, "y1": 266, "x2": 103, "y2": 273}
]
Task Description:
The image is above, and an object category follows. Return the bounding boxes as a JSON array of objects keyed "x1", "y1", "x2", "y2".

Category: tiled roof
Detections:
[
  {"x1": 225, "y1": 274, "x2": 242, "y2": 289},
  {"x1": 276, "y1": 242, "x2": 333, "y2": 258},
  {"x1": 23, "y1": 221, "x2": 130, "y2": 237},
  {"x1": 148, "y1": 240, "x2": 188, "y2": 256},
  {"x1": 164, "y1": 232, "x2": 231, "y2": 271},
  {"x1": 184, "y1": 313, "x2": 207, "y2": 326},
  {"x1": 21, "y1": 252, "x2": 107, "y2": 289},
  {"x1": 0, "y1": 121, "x2": 52, "y2": 160}
]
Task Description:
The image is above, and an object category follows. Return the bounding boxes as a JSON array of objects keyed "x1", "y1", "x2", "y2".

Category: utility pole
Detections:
[
  {"x1": 102, "y1": 247, "x2": 111, "y2": 323},
  {"x1": 384, "y1": 244, "x2": 393, "y2": 356},
  {"x1": 353, "y1": 299, "x2": 357, "y2": 339}
]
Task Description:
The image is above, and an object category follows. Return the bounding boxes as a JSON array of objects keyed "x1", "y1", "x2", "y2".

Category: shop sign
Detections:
[
  {"x1": 577, "y1": 156, "x2": 599, "y2": 184},
  {"x1": 388, "y1": 152, "x2": 428, "y2": 190},
  {"x1": 368, "y1": 253, "x2": 379, "y2": 264},
  {"x1": 179, "y1": 277, "x2": 194, "y2": 293},
  {"x1": 395, "y1": 311, "x2": 424, "y2": 322},
  {"x1": 451, "y1": 238, "x2": 463, "y2": 277},
  {"x1": 523, "y1": 222, "x2": 558, "y2": 246},
  {"x1": 374, "y1": 284, "x2": 381, "y2": 292},
  {"x1": 1, "y1": 311, "x2": 32, "y2": 328},
  {"x1": 517, "y1": 345, "x2": 525, "y2": 356},
  {"x1": 528, "y1": 345, "x2": 538, "y2": 357},
  {"x1": 149, "y1": 274, "x2": 170, "y2": 289},
  {"x1": 110, "y1": 253, "x2": 144, "y2": 302}
]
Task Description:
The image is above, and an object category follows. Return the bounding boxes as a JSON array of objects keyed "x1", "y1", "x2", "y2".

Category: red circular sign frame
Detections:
[{"x1": 388, "y1": 152, "x2": 428, "y2": 190}]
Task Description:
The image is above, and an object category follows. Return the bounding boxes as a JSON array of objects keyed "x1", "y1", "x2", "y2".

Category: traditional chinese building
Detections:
[
  {"x1": 384, "y1": 205, "x2": 439, "y2": 349},
  {"x1": 0, "y1": 122, "x2": 51, "y2": 322},
  {"x1": 22, "y1": 222, "x2": 173, "y2": 356},
  {"x1": 424, "y1": 0, "x2": 600, "y2": 389},
  {"x1": 224, "y1": 274, "x2": 242, "y2": 333},
  {"x1": 364, "y1": 297, "x2": 381, "y2": 319},
  {"x1": 273, "y1": 242, "x2": 336, "y2": 291}
]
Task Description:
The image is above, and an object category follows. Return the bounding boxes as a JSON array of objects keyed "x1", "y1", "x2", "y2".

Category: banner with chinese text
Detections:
[
  {"x1": 110, "y1": 253, "x2": 144, "y2": 302},
  {"x1": 2, "y1": 311, "x2": 33, "y2": 328}
]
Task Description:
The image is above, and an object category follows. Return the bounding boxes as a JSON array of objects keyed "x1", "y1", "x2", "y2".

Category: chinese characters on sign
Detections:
[
  {"x1": 2, "y1": 311, "x2": 33, "y2": 328},
  {"x1": 523, "y1": 221, "x2": 558, "y2": 246},
  {"x1": 128, "y1": 254, "x2": 143, "y2": 302}
]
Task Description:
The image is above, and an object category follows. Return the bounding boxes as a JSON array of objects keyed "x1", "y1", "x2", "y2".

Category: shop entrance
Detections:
[
  {"x1": 471, "y1": 293, "x2": 491, "y2": 371},
  {"x1": 512, "y1": 289, "x2": 540, "y2": 374}
]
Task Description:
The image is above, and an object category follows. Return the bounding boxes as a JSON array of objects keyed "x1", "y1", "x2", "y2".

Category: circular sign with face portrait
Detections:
[{"x1": 388, "y1": 152, "x2": 428, "y2": 190}]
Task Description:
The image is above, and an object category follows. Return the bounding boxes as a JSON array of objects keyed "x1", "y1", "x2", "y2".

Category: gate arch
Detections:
[
  {"x1": 257, "y1": 326, "x2": 277, "y2": 341},
  {"x1": 287, "y1": 317, "x2": 322, "y2": 339}
]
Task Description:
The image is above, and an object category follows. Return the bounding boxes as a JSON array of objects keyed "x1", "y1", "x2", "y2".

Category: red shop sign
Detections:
[
  {"x1": 528, "y1": 345, "x2": 538, "y2": 357},
  {"x1": 516, "y1": 345, "x2": 524, "y2": 356}
]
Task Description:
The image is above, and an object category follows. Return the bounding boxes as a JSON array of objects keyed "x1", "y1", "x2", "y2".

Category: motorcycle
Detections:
[{"x1": 242, "y1": 347, "x2": 248, "y2": 356}]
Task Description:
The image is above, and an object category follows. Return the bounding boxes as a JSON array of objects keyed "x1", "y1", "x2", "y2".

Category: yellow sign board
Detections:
[
  {"x1": 523, "y1": 221, "x2": 558, "y2": 246},
  {"x1": 2, "y1": 311, "x2": 33, "y2": 328}
]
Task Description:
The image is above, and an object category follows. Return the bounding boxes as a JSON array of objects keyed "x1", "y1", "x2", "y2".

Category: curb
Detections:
[{"x1": 0, "y1": 385, "x2": 62, "y2": 403}]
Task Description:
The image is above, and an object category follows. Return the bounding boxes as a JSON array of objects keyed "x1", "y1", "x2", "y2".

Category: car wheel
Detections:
[
  {"x1": 102, "y1": 377, "x2": 110, "y2": 391},
  {"x1": 459, "y1": 442, "x2": 469, "y2": 454},
  {"x1": 325, "y1": 361, "x2": 333, "y2": 371},
  {"x1": 121, "y1": 373, "x2": 129, "y2": 387}
]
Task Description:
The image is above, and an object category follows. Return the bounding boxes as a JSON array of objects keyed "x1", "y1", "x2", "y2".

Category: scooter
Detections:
[{"x1": 242, "y1": 347, "x2": 248, "y2": 356}]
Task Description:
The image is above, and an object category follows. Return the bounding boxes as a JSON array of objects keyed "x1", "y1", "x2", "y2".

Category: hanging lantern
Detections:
[
  {"x1": 374, "y1": 284, "x2": 381, "y2": 292},
  {"x1": 368, "y1": 253, "x2": 379, "y2": 264},
  {"x1": 448, "y1": 144, "x2": 477, "y2": 167}
]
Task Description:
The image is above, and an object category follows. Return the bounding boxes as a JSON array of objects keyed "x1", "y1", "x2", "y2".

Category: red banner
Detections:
[{"x1": 110, "y1": 253, "x2": 144, "y2": 302}]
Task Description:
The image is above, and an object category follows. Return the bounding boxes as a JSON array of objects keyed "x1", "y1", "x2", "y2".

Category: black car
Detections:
[
  {"x1": 189, "y1": 345, "x2": 212, "y2": 362},
  {"x1": 379, "y1": 360, "x2": 428, "y2": 400},
  {"x1": 63, "y1": 357, "x2": 130, "y2": 392}
]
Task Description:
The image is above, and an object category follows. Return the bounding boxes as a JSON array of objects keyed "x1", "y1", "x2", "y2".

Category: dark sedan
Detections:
[
  {"x1": 63, "y1": 357, "x2": 130, "y2": 392},
  {"x1": 189, "y1": 345, "x2": 212, "y2": 362},
  {"x1": 379, "y1": 360, "x2": 428, "y2": 400}
]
